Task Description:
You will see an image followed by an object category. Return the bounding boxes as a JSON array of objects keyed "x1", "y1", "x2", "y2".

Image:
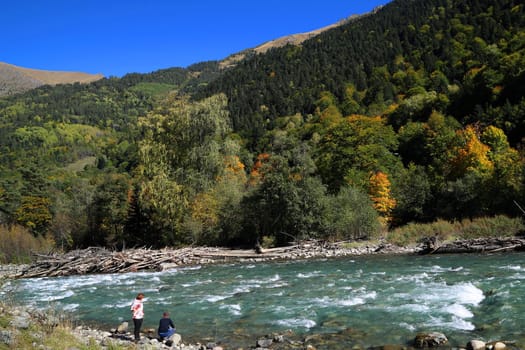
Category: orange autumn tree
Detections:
[
  {"x1": 369, "y1": 171, "x2": 396, "y2": 225},
  {"x1": 249, "y1": 153, "x2": 271, "y2": 185}
]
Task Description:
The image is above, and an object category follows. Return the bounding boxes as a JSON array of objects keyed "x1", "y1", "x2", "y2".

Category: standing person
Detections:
[
  {"x1": 130, "y1": 293, "x2": 145, "y2": 342},
  {"x1": 158, "y1": 311, "x2": 176, "y2": 340}
]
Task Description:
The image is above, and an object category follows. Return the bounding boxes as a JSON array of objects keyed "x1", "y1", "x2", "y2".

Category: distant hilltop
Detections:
[
  {"x1": 219, "y1": 6, "x2": 384, "y2": 70},
  {"x1": 0, "y1": 62, "x2": 104, "y2": 97}
]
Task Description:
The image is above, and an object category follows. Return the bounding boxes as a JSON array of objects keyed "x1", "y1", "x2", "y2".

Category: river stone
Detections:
[
  {"x1": 116, "y1": 321, "x2": 128, "y2": 333},
  {"x1": 467, "y1": 340, "x2": 486, "y2": 350},
  {"x1": 273, "y1": 334, "x2": 284, "y2": 342},
  {"x1": 10, "y1": 315, "x2": 30, "y2": 329},
  {"x1": 0, "y1": 330, "x2": 14, "y2": 345},
  {"x1": 256, "y1": 337, "x2": 273, "y2": 347},
  {"x1": 166, "y1": 333, "x2": 181, "y2": 346},
  {"x1": 414, "y1": 331, "x2": 448, "y2": 348},
  {"x1": 490, "y1": 342, "x2": 506, "y2": 350}
]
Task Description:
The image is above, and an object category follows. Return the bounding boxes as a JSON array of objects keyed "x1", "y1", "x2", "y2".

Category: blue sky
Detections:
[{"x1": 1, "y1": 0, "x2": 390, "y2": 77}]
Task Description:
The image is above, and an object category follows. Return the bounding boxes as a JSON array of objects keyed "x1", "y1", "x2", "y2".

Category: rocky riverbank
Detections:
[{"x1": 0, "y1": 302, "x2": 517, "y2": 350}]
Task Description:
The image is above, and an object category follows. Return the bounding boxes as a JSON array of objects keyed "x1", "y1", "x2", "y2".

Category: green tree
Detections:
[
  {"x1": 324, "y1": 186, "x2": 380, "y2": 240},
  {"x1": 391, "y1": 164, "x2": 432, "y2": 225},
  {"x1": 241, "y1": 155, "x2": 328, "y2": 246},
  {"x1": 136, "y1": 93, "x2": 234, "y2": 245},
  {"x1": 316, "y1": 115, "x2": 400, "y2": 193},
  {"x1": 86, "y1": 173, "x2": 131, "y2": 247},
  {"x1": 481, "y1": 125, "x2": 524, "y2": 213}
]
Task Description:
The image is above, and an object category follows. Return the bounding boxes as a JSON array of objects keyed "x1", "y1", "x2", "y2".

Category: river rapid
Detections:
[{"x1": 2, "y1": 253, "x2": 525, "y2": 348}]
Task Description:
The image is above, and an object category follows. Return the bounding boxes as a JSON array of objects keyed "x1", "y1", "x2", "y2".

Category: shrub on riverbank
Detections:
[
  {"x1": 387, "y1": 215, "x2": 525, "y2": 246},
  {"x1": 0, "y1": 224, "x2": 54, "y2": 264}
]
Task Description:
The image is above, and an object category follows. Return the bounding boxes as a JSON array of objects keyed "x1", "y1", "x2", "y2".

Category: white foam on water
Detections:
[
  {"x1": 310, "y1": 289, "x2": 375, "y2": 308},
  {"x1": 387, "y1": 303, "x2": 430, "y2": 313},
  {"x1": 418, "y1": 282, "x2": 484, "y2": 306},
  {"x1": 265, "y1": 282, "x2": 288, "y2": 289},
  {"x1": 181, "y1": 279, "x2": 212, "y2": 287},
  {"x1": 445, "y1": 303, "x2": 473, "y2": 318},
  {"x1": 233, "y1": 285, "x2": 255, "y2": 294},
  {"x1": 245, "y1": 274, "x2": 281, "y2": 287},
  {"x1": 297, "y1": 271, "x2": 322, "y2": 278},
  {"x1": 310, "y1": 296, "x2": 332, "y2": 307},
  {"x1": 371, "y1": 271, "x2": 386, "y2": 275},
  {"x1": 177, "y1": 265, "x2": 202, "y2": 271},
  {"x1": 204, "y1": 294, "x2": 230, "y2": 303},
  {"x1": 275, "y1": 318, "x2": 316, "y2": 329},
  {"x1": 337, "y1": 297, "x2": 365, "y2": 306},
  {"x1": 511, "y1": 273, "x2": 525, "y2": 280},
  {"x1": 430, "y1": 265, "x2": 464, "y2": 273},
  {"x1": 267, "y1": 274, "x2": 281, "y2": 282},
  {"x1": 395, "y1": 272, "x2": 429, "y2": 283},
  {"x1": 47, "y1": 290, "x2": 74, "y2": 301},
  {"x1": 220, "y1": 303, "x2": 241, "y2": 316},
  {"x1": 399, "y1": 322, "x2": 417, "y2": 331},
  {"x1": 429, "y1": 315, "x2": 476, "y2": 331},
  {"x1": 444, "y1": 317, "x2": 476, "y2": 331},
  {"x1": 501, "y1": 265, "x2": 523, "y2": 271},
  {"x1": 61, "y1": 302, "x2": 79, "y2": 311},
  {"x1": 453, "y1": 283, "x2": 484, "y2": 306},
  {"x1": 115, "y1": 300, "x2": 134, "y2": 308}
]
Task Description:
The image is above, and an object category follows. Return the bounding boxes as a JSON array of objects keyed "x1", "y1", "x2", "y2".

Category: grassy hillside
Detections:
[{"x1": 0, "y1": 62, "x2": 103, "y2": 97}]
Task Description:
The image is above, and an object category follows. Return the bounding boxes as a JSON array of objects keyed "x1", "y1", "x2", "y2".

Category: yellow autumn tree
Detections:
[
  {"x1": 14, "y1": 196, "x2": 53, "y2": 236},
  {"x1": 448, "y1": 125, "x2": 494, "y2": 179},
  {"x1": 187, "y1": 153, "x2": 248, "y2": 245},
  {"x1": 369, "y1": 171, "x2": 396, "y2": 225}
]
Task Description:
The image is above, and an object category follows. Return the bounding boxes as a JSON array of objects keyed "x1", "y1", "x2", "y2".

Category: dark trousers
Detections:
[{"x1": 133, "y1": 318, "x2": 143, "y2": 340}]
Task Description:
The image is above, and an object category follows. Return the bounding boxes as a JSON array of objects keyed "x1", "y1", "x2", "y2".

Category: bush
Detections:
[
  {"x1": 458, "y1": 215, "x2": 525, "y2": 239},
  {"x1": 387, "y1": 215, "x2": 525, "y2": 246},
  {"x1": 324, "y1": 186, "x2": 381, "y2": 241},
  {"x1": 0, "y1": 225, "x2": 54, "y2": 264}
]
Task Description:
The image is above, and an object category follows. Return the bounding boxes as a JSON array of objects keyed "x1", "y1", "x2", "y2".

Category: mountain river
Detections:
[{"x1": 2, "y1": 252, "x2": 524, "y2": 348}]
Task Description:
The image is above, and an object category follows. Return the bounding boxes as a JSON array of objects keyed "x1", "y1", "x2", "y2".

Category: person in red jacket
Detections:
[{"x1": 130, "y1": 293, "x2": 145, "y2": 342}]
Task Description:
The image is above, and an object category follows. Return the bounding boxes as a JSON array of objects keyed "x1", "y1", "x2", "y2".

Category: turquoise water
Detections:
[{"x1": 2, "y1": 253, "x2": 525, "y2": 348}]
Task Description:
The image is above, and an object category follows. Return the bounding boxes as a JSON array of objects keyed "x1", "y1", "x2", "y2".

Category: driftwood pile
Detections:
[
  {"x1": 16, "y1": 237, "x2": 525, "y2": 278},
  {"x1": 19, "y1": 246, "x2": 286, "y2": 278},
  {"x1": 19, "y1": 241, "x2": 372, "y2": 278},
  {"x1": 421, "y1": 237, "x2": 525, "y2": 254}
]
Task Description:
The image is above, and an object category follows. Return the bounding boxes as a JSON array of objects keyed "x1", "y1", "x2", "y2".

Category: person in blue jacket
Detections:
[{"x1": 158, "y1": 311, "x2": 176, "y2": 340}]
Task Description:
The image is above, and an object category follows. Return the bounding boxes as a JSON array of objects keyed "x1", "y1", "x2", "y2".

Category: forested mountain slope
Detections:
[
  {"x1": 0, "y1": 0, "x2": 523, "y2": 258},
  {"x1": 198, "y1": 0, "x2": 525, "y2": 145}
]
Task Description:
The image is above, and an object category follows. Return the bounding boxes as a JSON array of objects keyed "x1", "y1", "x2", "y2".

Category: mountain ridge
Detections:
[
  {"x1": 0, "y1": 62, "x2": 104, "y2": 97},
  {"x1": 218, "y1": 7, "x2": 384, "y2": 70}
]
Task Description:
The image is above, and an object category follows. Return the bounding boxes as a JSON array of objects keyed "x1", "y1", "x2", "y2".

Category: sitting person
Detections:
[{"x1": 158, "y1": 311, "x2": 176, "y2": 340}]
